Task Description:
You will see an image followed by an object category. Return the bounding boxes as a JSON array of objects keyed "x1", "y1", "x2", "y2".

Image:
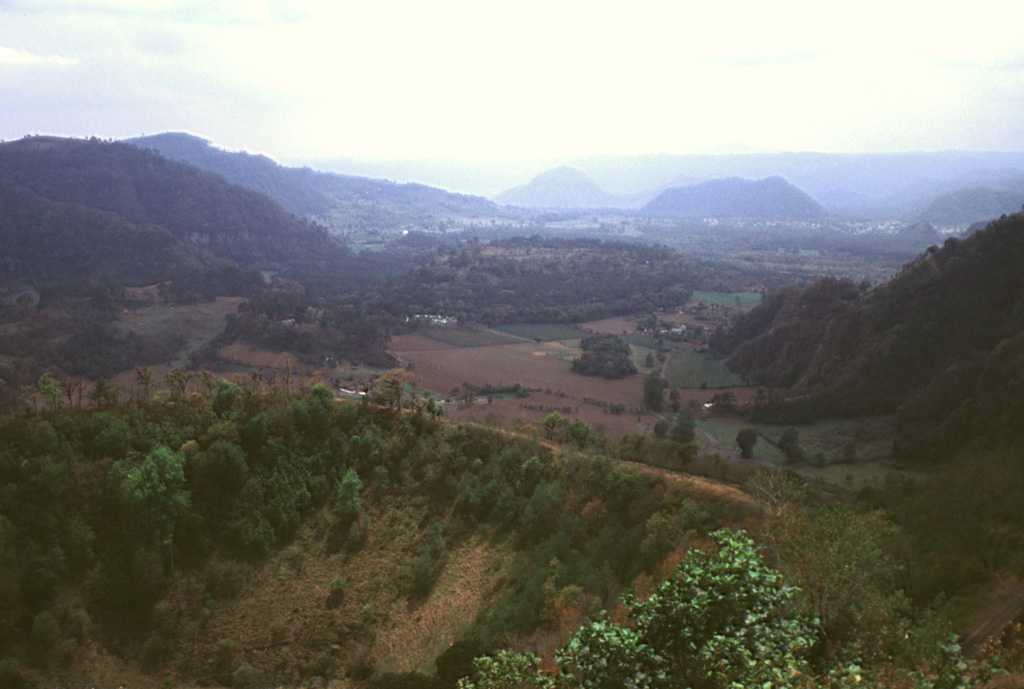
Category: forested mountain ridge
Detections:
[
  {"x1": 642, "y1": 176, "x2": 828, "y2": 220},
  {"x1": 0, "y1": 136, "x2": 349, "y2": 271},
  {"x1": 710, "y1": 208, "x2": 1024, "y2": 458},
  {"x1": 0, "y1": 177, "x2": 208, "y2": 287},
  {"x1": 0, "y1": 382, "x2": 993, "y2": 688},
  {"x1": 909, "y1": 183, "x2": 1024, "y2": 228},
  {"x1": 127, "y1": 133, "x2": 509, "y2": 229}
]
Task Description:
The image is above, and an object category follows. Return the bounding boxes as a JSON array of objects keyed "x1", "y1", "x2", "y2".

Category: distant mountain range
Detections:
[
  {"x1": 494, "y1": 166, "x2": 662, "y2": 209},
  {"x1": 126, "y1": 133, "x2": 511, "y2": 230},
  {"x1": 642, "y1": 176, "x2": 828, "y2": 221},
  {"x1": 495, "y1": 167, "x2": 623, "y2": 209},
  {"x1": 315, "y1": 151, "x2": 1024, "y2": 219},
  {"x1": 496, "y1": 168, "x2": 829, "y2": 221}
]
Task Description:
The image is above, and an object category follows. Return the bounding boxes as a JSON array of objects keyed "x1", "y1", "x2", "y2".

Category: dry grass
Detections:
[
  {"x1": 218, "y1": 343, "x2": 315, "y2": 372},
  {"x1": 403, "y1": 342, "x2": 638, "y2": 401},
  {"x1": 373, "y1": 537, "x2": 512, "y2": 674}
]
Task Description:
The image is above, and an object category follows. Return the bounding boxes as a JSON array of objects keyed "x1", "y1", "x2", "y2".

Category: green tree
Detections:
[
  {"x1": 713, "y1": 390, "x2": 737, "y2": 410},
  {"x1": 542, "y1": 411, "x2": 566, "y2": 440},
  {"x1": 337, "y1": 467, "x2": 362, "y2": 519},
  {"x1": 778, "y1": 427, "x2": 803, "y2": 462},
  {"x1": 125, "y1": 445, "x2": 192, "y2": 565},
  {"x1": 412, "y1": 521, "x2": 446, "y2": 596},
  {"x1": 736, "y1": 428, "x2": 758, "y2": 458},
  {"x1": 670, "y1": 410, "x2": 695, "y2": 444},
  {"x1": 557, "y1": 529, "x2": 817, "y2": 689},
  {"x1": 653, "y1": 419, "x2": 669, "y2": 439},
  {"x1": 37, "y1": 373, "x2": 60, "y2": 412},
  {"x1": 89, "y1": 377, "x2": 118, "y2": 407},
  {"x1": 212, "y1": 379, "x2": 240, "y2": 418},
  {"x1": 643, "y1": 374, "x2": 668, "y2": 412},
  {"x1": 567, "y1": 418, "x2": 590, "y2": 448},
  {"x1": 767, "y1": 501, "x2": 909, "y2": 660},
  {"x1": 457, "y1": 651, "x2": 555, "y2": 689}
]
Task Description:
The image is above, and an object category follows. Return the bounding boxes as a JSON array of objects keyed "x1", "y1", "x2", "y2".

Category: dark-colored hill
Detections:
[
  {"x1": 894, "y1": 221, "x2": 942, "y2": 251},
  {"x1": 0, "y1": 136, "x2": 355, "y2": 286},
  {"x1": 495, "y1": 166, "x2": 624, "y2": 209},
  {"x1": 0, "y1": 177, "x2": 205, "y2": 286},
  {"x1": 642, "y1": 176, "x2": 828, "y2": 221},
  {"x1": 910, "y1": 184, "x2": 1024, "y2": 228},
  {"x1": 127, "y1": 132, "x2": 334, "y2": 216},
  {"x1": 710, "y1": 208, "x2": 1024, "y2": 459},
  {"x1": 127, "y1": 133, "x2": 508, "y2": 229}
]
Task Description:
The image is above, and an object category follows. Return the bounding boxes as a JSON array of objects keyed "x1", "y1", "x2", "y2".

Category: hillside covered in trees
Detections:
[
  {"x1": 0, "y1": 137, "x2": 352, "y2": 274},
  {"x1": 0, "y1": 380, "x2": 1001, "y2": 688},
  {"x1": 374, "y1": 237, "x2": 737, "y2": 324},
  {"x1": 710, "y1": 207, "x2": 1024, "y2": 460}
]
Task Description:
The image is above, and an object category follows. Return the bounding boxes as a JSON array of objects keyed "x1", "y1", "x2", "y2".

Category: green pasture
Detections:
[
  {"x1": 113, "y1": 298, "x2": 240, "y2": 366},
  {"x1": 694, "y1": 416, "x2": 785, "y2": 463},
  {"x1": 664, "y1": 350, "x2": 743, "y2": 389},
  {"x1": 492, "y1": 323, "x2": 587, "y2": 341},
  {"x1": 630, "y1": 345, "x2": 661, "y2": 372},
  {"x1": 422, "y1": 328, "x2": 522, "y2": 348},
  {"x1": 693, "y1": 412, "x2": 915, "y2": 491},
  {"x1": 622, "y1": 334, "x2": 673, "y2": 350},
  {"x1": 689, "y1": 290, "x2": 762, "y2": 306}
]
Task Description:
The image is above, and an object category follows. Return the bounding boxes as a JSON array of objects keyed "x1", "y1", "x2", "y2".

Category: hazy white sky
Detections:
[{"x1": 3, "y1": 0, "x2": 1024, "y2": 161}]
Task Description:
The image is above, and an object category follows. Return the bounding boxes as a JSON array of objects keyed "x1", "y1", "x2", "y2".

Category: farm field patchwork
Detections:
[{"x1": 417, "y1": 327, "x2": 523, "y2": 349}]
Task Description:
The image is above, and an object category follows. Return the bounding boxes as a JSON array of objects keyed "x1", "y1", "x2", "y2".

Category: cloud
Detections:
[{"x1": 0, "y1": 45, "x2": 76, "y2": 66}]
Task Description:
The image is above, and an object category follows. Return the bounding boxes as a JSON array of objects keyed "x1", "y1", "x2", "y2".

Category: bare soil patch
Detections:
[
  {"x1": 404, "y1": 343, "x2": 641, "y2": 404},
  {"x1": 218, "y1": 343, "x2": 315, "y2": 372},
  {"x1": 450, "y1": 392, "x2": 647, "y2": 439},
  {"x1": 579, "y1": 315, "x2": 638, "y2": 335}
]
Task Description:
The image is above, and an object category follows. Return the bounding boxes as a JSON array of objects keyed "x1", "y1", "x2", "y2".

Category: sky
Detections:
[{"x1": 3, "y1": 0, "x2": 1024, "y2": 164}]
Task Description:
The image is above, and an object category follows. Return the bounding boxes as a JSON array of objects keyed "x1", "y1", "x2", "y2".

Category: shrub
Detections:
[
  {"x1": 412, "y1": 523, "x2": 446, "y2": 597},
  {"x1": 326, "y1": 577, "x2": 347, "y2": 610}
]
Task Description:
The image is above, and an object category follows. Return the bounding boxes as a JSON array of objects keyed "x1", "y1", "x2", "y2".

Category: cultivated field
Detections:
[
  {"x1": 491, "y1": 323, "x2": 587, "y2": 341},
  {"x1": 408, "y1": 326, "x2": 522, "y2": 349},
  {"x1": 663, "y1": 350, "x2": 743, "y2": 389},
  {"x1": 579, "y1": 315, "x2": 638, "y2": 335},
  {"x1": 395, "y1": 327, "x2": 748, "y2": 440},
  {"x1": 690, "y1": 290, "x2": 763, "y2": 306}
]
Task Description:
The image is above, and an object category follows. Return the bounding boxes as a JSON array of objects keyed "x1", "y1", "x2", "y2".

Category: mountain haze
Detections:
[
  {"x1": 127, "y1": 133, "x2": 509, "y2": 230},
  {"x1": 642, "y1": 176, "x2": 827, "y2": 220},
  {"x1": 310, "y1": 151, "x2": 1024, "y2": 218},
  {"x1": 495, "y1": 166, "x2": 625, "y2": 209},
  {"x1": 910, "y1": 184, "x2": 1024, "y2": 228}
]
